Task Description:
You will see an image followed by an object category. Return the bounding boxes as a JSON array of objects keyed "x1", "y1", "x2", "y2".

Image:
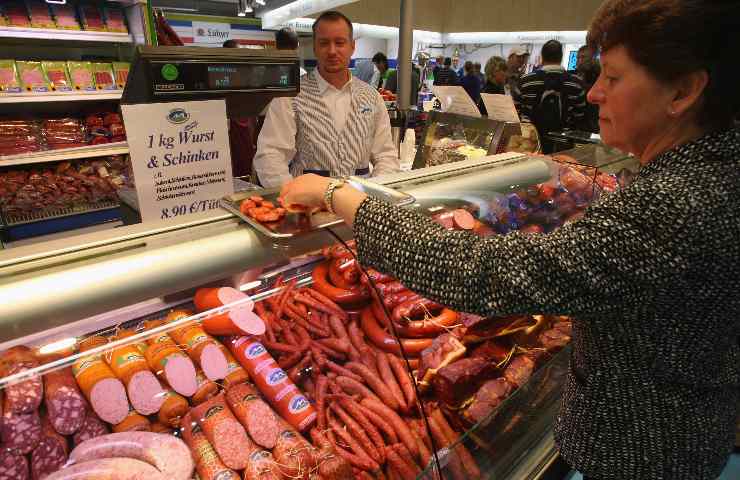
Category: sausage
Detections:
[
  {"x1": 360, "y1": 307, "x2": 432, "y2": 357},
  {"x1": 166, "y1": 310, "x2": 229, "y2": 381},
  {"x1": 217, "y1": 342, "x2": 250, "y2": 389},
  {"x1": 356, "y1": 403, "x2": 398, "y2": 444},
  {"x1": 45, "y1": 457, "x2": 167, "y2": 480},
  {"x1": 191, "y1": 368, "x2": 219, "y2": 405},
  {"x1": 383, "y1": 291, "x2": 420, "y2": 310},
  {"x1": 141, "y1": 320, "x2": 198, "y2": 397},
  {"x1": 294, "y1": 292, "x2": 348, "y2": 321},
  {"x1": 243, "y1": 449, "x2": 284, "y2": 480},
  {"x1": 180, "y1": 412, "x2": 240, "y2": 480},
  {"x1": 69, "y1": 431, "x2": 194, "y2": 480},
  {"x1": 72, "y1": 410, "x2": 108, "y2": 447},
  {"x1": 112, "y1": 409, "x2": 151, "y2": 433},
  {"x1": 194, "y1": 287, "x2": 265, "y2": 337},
  {"x1": 105, "y1": 331, "x2": 166, "y2": 416},
  {"x1": 303, "y1": 288, "x2": 348, "y2": 320},
  {"x1": 328, "y1": 416, "x2": 378, "y2": 472},
  {"x1": 190, "y1": 394, "x2": 253, "y2": 470},
  {"x1": 2, "y1": 396, "x2": 42, "y2": 454},
  {"x1": 426, "y1": 417, "x2": 465, "y2": 480},
  {"x1": 385, "y1": 446, "x2": 416, "y2": 480},
  {"x1": 388, "y1": 299, "x2": 460, "y2": 337},
  {"x1": 359, "y1": 398, "x2": 418, "y2": 460},
  {"x1": 375, "y1": 353, "x2": 407, "y2": 412},
  {"x1": 31, "y1": 413, "x2": 69, "y2": 480},
  {"x1": 312, "y1": 263, "x2": 369, "y2": 305},
  {"x1": 157, "y1": 390, "x2": 189, "y2": 427},
  {"x1": 334, "y1": 376, "x2": 380, "y2": 403},
  {"x1": 429, "y1": 409, "x2": 479, "y2": 478},
  {"x1": 387, "y1": 354, "x2": 417, "y2": 411},
  {"x1": 0, "y1": 450, "x2": 29, "y2": 480},
  {"x1": 226, "y1": 337, "x2": 317, "y2": 432},
  {"x1": 344, "y1": 362, "x2": 399, "y2": 411},
  {"x1": 150, "y1": 422, "x2": 174, "y2": 435},
  {"x1": 73, "y1": 336, "x2": 130, "y2": 425},
  {"x1": 272, "y1": 429, "x2": 317, "y2": 480},
  {"x1": 330, "y1": 402, "x2": 382, "y2": 464},
  {"x1": 314, "y1": 442, "x2": 353, "y2": 480},
  {"x1": 0, "y1": 346, "x2": 44, "y2": 414},
  {"x1": 43, "y1": 366, "x2": 87, "y2": 435},
  {"x1": 451, "y1": 209, "x2": 475, "y2": 230},
  {"x1": 224, "y1": 382, "x2": 282, "y2": 449}
]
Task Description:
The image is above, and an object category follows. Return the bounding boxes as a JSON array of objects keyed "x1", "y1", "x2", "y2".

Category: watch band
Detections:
[{"x1": 324, "y1": 179, "x2": 346, "y2": 215}]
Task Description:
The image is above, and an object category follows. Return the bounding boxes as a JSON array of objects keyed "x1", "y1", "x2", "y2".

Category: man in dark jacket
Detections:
[{"x1": 434, "y1": 57, "x2": 458, "y2": 86}]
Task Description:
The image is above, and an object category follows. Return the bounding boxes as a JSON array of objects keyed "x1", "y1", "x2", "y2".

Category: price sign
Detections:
[
  {"x1": 432, "y1": 86, "x2": 482, "y2": 118},
  {"x1": 121, "y1": 100, "x2": 234, "y2": 223}
]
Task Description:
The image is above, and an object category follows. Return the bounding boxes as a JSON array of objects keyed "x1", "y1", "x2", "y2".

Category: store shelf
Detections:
[
  {"x1": 0, "y1": 142, "x2": 129, "y2": 167},
  {"x1": 0, "y1": 91, "x2": 122, "y2": 104},
  {"x1": 0, "y1": 26, "x2": 132, "y2": 44}
]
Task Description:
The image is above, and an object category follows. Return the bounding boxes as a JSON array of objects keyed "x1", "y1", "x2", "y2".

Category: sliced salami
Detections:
[
  {"x1": 224, "y1": 383, "x2": 282, "y2": 449},
  {"x1": 1, "y1": 347, "x2": 44, "y2": 414},
  {"x1": 43, "y1": 367, "x2": 87, "y2": 435},
  {"x1": 1, "y1": 400, "x2": 42, "y2": 454},
  {"x1": 72, "y1": 410, "x2": 109, "y2": 447},
  {"x1": 0, "y1": 449, "x2": 29, "y2": 480},
  {"x1": 31, "y1": 413, "x2": 69, "y2": 480}
]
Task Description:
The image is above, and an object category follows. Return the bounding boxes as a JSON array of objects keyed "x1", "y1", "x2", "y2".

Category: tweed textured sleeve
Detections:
[{"x1": 353, "y1": 182, "x2": 690, "y2": 318}]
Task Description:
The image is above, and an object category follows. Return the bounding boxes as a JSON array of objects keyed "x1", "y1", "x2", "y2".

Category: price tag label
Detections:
[
  {"x1": 432, "y1": 86, "x2": 482, "y2": 118},
  {"x1": 480, "y1": 93, "x2": 520, "y2": 123},
  {"x1": 122, "y1": 100, "x2": 234, "y2": 224}
]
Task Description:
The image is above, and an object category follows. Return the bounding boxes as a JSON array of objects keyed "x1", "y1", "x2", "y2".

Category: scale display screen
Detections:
[
  {"x1": 206, "y1": 64, "x2": 292, "y2": 90},
  {"x1": 148, "y1": 61, "x2": 298, "y2": 94}
]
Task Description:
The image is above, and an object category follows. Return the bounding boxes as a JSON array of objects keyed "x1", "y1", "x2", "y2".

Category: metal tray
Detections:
[{"x1": 221, "y1": 176, "x2": 415, "y2": 239}]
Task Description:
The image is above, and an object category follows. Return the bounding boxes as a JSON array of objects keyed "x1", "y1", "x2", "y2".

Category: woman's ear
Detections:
[{"x1": 669, "y1": 70, "x2": 709, "y2": 117}]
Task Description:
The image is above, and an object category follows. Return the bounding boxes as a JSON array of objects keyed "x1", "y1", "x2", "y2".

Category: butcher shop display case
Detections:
[{"x1": 0, "y1": 151, "x2": 616, "y2": 479}]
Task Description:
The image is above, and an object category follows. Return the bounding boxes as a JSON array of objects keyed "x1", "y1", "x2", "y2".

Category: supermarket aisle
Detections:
[{"x1": 564, "y1": 453, "x2": 740, "y2": 480}]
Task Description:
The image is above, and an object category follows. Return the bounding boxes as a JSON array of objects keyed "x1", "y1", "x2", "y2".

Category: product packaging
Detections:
[
  {"x1": 42, "y1": 61, "x2": 73, "y2": 92},
  {"x1": 112, "y1": 62, "x2": 130, "y2": 89},
  {"x1": 92, "y1": 63, "x2": 116, "y2": 90},
  {"x1": 26, "y1": 0, "x2": 56, "y2": 29},
  {"x1": 17, "y1": 61, "x2": 50, "y2": 93},
  {"x1": 103, "y1": 5, "x2": 128, "y2": 33},
  {"x1": 49, "y1": 3, "x2": 80, "y2": 30},
  {"x1": 4, "y1": 1, "x2": 31, "y2": 27},
  {"x1": 0, "y1": 5, "x2": 7, "y2": 27},
  {"x1": 0, "y1": 60, "x2": 22, "y2": 93},
  {"x1": 67, "y1": 61, "x2": 96, "y2": 91},
  {"x1": 78, "y1": 3, "x2": 106, "y2": 31}
]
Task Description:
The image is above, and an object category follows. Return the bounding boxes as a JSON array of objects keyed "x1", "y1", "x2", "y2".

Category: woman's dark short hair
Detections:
[
  {"x1": 587, "y1": 0, "x2": 740, "y2": 129},
  {"x1": 464, "y1": 61, "x2": 474, "y2": 73},
  {"x1": 312, "y1": 10, "x2": 353, "y2": 39}
]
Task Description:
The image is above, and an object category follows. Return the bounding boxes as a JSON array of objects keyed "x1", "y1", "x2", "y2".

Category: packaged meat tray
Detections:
[
  {"x1": 17, "y1": 61, "x2": 50, "y2": 93},
  {"x1": 103, "y1": 4, "x2": 128, "y2": 33},
  {"x1": 0, "y1": 120, "x2": 41, "y2": 156},
  {"x1": 49, "y1": 3, "x2": 81, "y2": 30},
  {"x1": 112, "y1": 62, "x2": 130, "y2": 89},
  {"x1": 27, "y1": 0, "x2": 56, "y2": 29},
  {"x1": 0, "y1": 60, "x2": 22, "y2": 93},
  {"x1": 78, "y1": 3, "x2": 106, "y2": 31},
  {"x1": 42, "y1": 61, "x2": 73, "y2": 93},
  {"x1": 42, "y1": 118, "x2": 86, "y2": 149},
  {"x1": 92, "y1": 63, "x2": 116, "y2": 91},
  {"x1": 3, "y1": 1, "x2": 31, "y2": 27},
  {"x1": 67, "y1": 61, "x2": 95, "y2": 91}
]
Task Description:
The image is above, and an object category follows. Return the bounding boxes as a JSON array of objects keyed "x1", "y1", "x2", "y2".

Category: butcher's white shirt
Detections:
[{"x1": 254, "y1": 70, "x2": 400, "y2": 188}]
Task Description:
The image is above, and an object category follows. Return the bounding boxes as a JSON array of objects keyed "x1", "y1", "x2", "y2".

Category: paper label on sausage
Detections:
[
  {"x1": 72, "y1": 357, "x2": 101, "y2": 376},
  {"x1": 287, "y1": 395, "x2": 311, "y2": 415},
  {"x1": 274, "y1": 384, "x2": 298, "y2": 402},
  {"x1": 115, "y1": 351, "x2": 145, "y2": 367},
  {"x1": 264, "y1": 368, "x2": 287, "y2": 387},
  {"x1": 245, "y1": 342, "x2": 267, "y2": 360},
  {"x1": 204, "y1": 405, "x2": 224, "y2": 419}
]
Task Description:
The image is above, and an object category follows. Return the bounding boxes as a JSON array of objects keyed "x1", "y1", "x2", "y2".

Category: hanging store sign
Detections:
[
  {"x1": 121, "y1": 100, "x2": 234, "y2": 224},
  {"x1": 192, "y1": 21, "x2": 232, "y2": 44}
]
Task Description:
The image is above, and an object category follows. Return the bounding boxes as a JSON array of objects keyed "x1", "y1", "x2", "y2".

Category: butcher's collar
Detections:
[{"x1": 315, "y1": 69, "x2": 354, "y2": 94}]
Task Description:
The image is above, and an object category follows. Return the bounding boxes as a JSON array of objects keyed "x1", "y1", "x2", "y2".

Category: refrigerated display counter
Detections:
[{"x1": 0, "y1": 150, "x2": 617, "y2": 479}]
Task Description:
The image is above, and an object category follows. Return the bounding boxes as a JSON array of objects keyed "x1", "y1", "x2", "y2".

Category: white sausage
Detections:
[
  {"x1": 44, "y1": 457, "x2": 166, "y2": 480},
  {"x1": 68, "y1": 432, "x2": 194, "y2": 480}
]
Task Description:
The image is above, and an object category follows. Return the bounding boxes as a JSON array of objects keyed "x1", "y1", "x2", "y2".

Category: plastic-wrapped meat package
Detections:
[
  {"x1": 78, "y1": 4, "x2": 106, "y2": 31},
  {"x1": 0, "y1": 120, "x2": 42, "y2": 157},
  {"x1": 112, "y1": 62, "x2": 130, "y2": 89},
  {"x1": 42, "y1": 118, "x2": 86, "y2": 150},
  {"x1": 42, "y1": 61, "x2": 73, "y2": 92},
  {"x1": 27, "y1": 0, "x2": 56, "y2": 29},
  {"x1": 93, "y1": 63, "x2": 116, "y2": 91},
  {"x1": 67, "y1": 61, "x2": 96, "y2": 91},
  {"x1": 50, "y1": 3, "x2": 80, "y2": 30},
  {"x1": 4, "y1": 1, "x2": 31, "y2": 27},
  {"x1": 104, "y1": 5, "x2": 128, "y2": 33},
  {"x1": 17, "y1": 61, "x2": 50, "y2": 93},
  {"x1": 0, "y1": 60, "x2": 22, "y2": 93}
]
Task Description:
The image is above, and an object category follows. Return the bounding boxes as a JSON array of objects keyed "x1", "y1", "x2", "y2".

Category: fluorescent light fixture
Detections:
[
  {"x1": 443, "y1": 31, "x2": 587, "y2": 44},
  {"x1": 38, "y1": 337, "x2": 76, "y2": 355},
  {"x1": 255, "y1": 0, "x2": 267, "y2": 5},
  {"x1": 261, "y1": 0, "x2": 359, "y2": 29},
  {"x1": 45, "y1": 0, "x2": 67, "y2": 4}
]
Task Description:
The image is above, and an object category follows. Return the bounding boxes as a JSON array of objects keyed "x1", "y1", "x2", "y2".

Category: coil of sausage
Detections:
[{"x1": 45, "y1": 457, "x2": 167, "y2": 480}]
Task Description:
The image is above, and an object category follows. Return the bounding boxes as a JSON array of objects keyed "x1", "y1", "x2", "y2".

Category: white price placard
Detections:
[
  {"x1": 480, "y1": 93, "x2": 520, "y2": 123},
  {"x1": 432, "y1": 86, "x2": 481, "y2": 118},
  {"x1": 122, "y1": 100, "x2": 234, "y2": 224}
]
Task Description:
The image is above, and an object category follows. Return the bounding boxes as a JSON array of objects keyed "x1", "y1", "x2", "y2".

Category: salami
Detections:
[
  {"x1": 72, "y1": 410, "x2": 109, "y2": 447},
  {"x1": 43, "y1": 366, "x2": 87, "y2": 435},
  {"x1": 243, "y1": 450, "x2": 284, "y2": 480},
  {"x1": 0, "y1": 346, "x2": 44, "y2": 414},
  {"x1": 224, "y1": 383, "x2": 282, "y2": 449},
  {"x1": 31, "y1": 413, "x2": 69, "y2": 480},
  {"x1": 0, "y1": 450, "x2": 29, "y2": 480},
  {"x1": 1, "y1": 396, "x2": 42, "y2": 454},
  {"x1": 180, "y1": 412, "x2": 240, "y2": 480},
  {"x1": 190, "y1": 393, "x2": 253, "y2": 470},
  {"x1": 272, "y1": 429, "x2": 317, "y2": 479}
]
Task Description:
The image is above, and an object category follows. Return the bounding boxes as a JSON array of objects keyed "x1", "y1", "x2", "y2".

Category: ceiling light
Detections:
[
  {"x1": 45, "y1": 0, "x2": 66, "y2": 4},
  {"x1": 255, "y1": 0, "x2": 266, "y2": 5}
]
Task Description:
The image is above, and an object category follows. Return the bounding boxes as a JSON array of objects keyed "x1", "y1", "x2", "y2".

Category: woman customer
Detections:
[
  {"x1": 460, "y1": 60, "x2": 481, "y2": 105},
  {"x1": 280, "y1": 1, "x2": 740, "y2": 478},
  {"x1": 478, "y1": 55, "x2": 508, "y2": 115}
]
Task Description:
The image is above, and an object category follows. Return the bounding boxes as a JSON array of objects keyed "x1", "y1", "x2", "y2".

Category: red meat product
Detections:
[
  {"x1": 0, "y1": 346, "x2": 44, "y2": 414},
  {"x1": 1, "y1": 400, "x2": 42, "y2": 454},
  {"x1": 72, "y1": 409, "x2": 109, "y2": 447},
  {"x1": 416, "y1": 333, "x2": 466, "y2": 387},
  {"x1": 224, "y1": 382, "x2": 283, "y2": 449},
  {"x1": 470, "y1": 339, "x2": 513, "y2": 364},
  {"x1": 272, "y1": 429, "x2": 317, "y2": 480},
  {"x1": 0, "y1": 450, "x2": 29, "y2": 480},
  {"x1": 432, "y1": 357, "x2": 501, "y2": 409},
  {"x1": 104, "y1": 6, "x2": 128, "y2": 33},
  {"x1": 537, "y1": 326, "x2": 572, "y2": 352},
  {"x1": 31, "y1": 413, "x2": 69, "y2": 480},
  {"x1": 27, "y1": 0, "x2": 56, "y2": 29},
  {"x1": 180, "y1": 412, "x2": 240, "y2": 480},
  {"x1": 49, "y1": 4, "x2": 80, "y2": 30},
  {"x1": 5, "y1": 2, "x2": 31, "y2": 27},
  {"x1": 463, "y1": 378, "x2": 513, "y2": 425},
  {"x1": 78, "y1": 4, "x2": 105, "y2": 31},
  {"x1": 43, "y1": 366, "x2": 87, "y2": 435},
  {"x1": 503, "y1": 354, "x2": 536, "y2": 388},
  {"x1": 190, "y1": 393, "x2": 254, "y2": 470}
]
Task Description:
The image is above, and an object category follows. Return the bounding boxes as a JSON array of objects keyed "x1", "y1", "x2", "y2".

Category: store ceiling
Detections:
[{"x1": 310, "y1": 0, "x2": 604, "y2": 33}]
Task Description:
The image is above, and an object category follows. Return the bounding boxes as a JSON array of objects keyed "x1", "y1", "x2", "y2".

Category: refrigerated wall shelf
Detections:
[
  {"x1": 0, "y1": 142, "x2": 129, "y2": 167},
  {"x1": 0, "y1": 91, "x2": 123, "y2": 104},
  {"x1": 0, "y1": 26, "x2": 133, "y2": 44}
]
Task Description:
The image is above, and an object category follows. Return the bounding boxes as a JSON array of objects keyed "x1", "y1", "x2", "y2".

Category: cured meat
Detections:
[
  {"x1": 432, "y1": 357, "x2": 500, "y2": 409},
  {"x1": 190, "y1": 393, "x2": 254, "y2": 470},
  {"x1": 49, "y1": 4, "x2": 80, "y2": 30},
  {"x1": 503, "y1": 354, "x2": 536, "y2": 388},
  {"x1": 224, "y1": 382, "x2": 282, "y2": 449},
  {"x1": 73, "y1": 410, "x2": 109, "y2": 447},
  {"x1": 243, "y1": 450, "x2": 284, "y2": 480},
  {"x1": 271, "y1": 429, "x2": 317, "y2": 480},
  {"x1": 0, "y1": 450, "x2": 29, "y2": 480},
  {"x1": 0, "y1": 346, "x2": 44, "y2": 414},
  {"x1": 416, "y1": 334, "x2": 466, "y2": 387},
  {"x1": 66, "y1": 62, "x2": 95, "y2": 91},
  {"x1": 166, "y1": 310, "x2": 229, "y2": 382},
  {"x1": 43, "y1": 366, "x2": 87, "y2": 435},
  {"x1": 463, "y1": 378, "x2": 513, "y2": 425},
  {"x1": 180, "y1": 412, "x2": 240, "y2": 480},
  {"x1": 31, "y1": 413, "x2": 69, "y2": 480},
  {"x1": 140, "y1": 319, "x2": 198, "y2": 398},
  {"x1": 1, "y1": 399, "x2": 42, "y2": 455}
]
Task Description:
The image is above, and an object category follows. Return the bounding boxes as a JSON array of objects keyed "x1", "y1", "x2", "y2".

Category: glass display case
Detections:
[{"x1": 0, "y1": 152, "x2": 614, "y2": 479}]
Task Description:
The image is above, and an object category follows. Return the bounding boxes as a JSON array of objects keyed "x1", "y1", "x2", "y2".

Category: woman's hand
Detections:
[{"x1": 279, "y1": 174, "x2": 332, "y2": 210}]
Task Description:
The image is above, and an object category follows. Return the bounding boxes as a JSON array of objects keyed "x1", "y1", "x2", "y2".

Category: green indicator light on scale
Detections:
[{"x1": 161, "y1": 64, "x2": 179, "y2": 81}]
